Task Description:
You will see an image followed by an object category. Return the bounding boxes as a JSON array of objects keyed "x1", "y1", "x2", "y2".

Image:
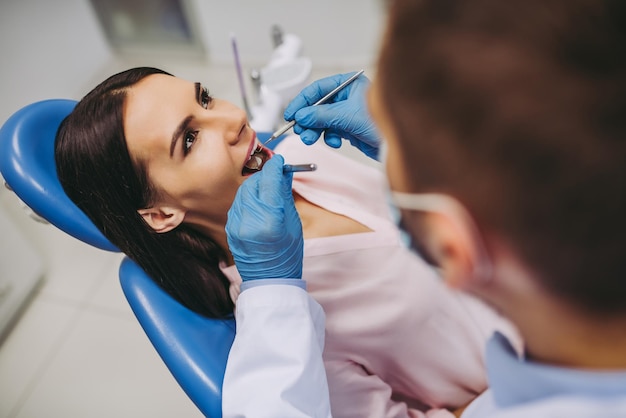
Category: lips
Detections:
[{"x1": 242, "y1": 140, "x2": 274, "y2": 176}]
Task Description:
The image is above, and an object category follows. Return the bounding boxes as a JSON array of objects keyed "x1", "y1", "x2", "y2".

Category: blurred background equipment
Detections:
[{"x1": 89, "y1": 0, "x2": 206, "y2": 58}]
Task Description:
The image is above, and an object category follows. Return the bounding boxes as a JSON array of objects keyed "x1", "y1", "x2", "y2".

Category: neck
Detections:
[
  {"x1": 481, "y1": 255, "x2": 626, "y2": 369},
  {"x1": 514, "y1": 299, "x2": 626, "y2": 369},
  {"x1": 187, "y1": 192, "x2": 311, "y2": 267},
  {"x1": 198, "y1": 192, "x2": 368, "y2": 267},
  {"x1": 183, "y1": 215, "x2": 233, "y2": 265}
]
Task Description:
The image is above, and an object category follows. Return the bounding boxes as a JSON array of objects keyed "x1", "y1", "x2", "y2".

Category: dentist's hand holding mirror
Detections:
[{"x1": 226, "y1": 154, "x2": 304, "y2": 281}]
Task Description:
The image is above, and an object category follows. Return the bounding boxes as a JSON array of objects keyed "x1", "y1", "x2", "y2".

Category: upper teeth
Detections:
[{"x1": 244, "y1": 143, "x2": 264, "y2": 170}]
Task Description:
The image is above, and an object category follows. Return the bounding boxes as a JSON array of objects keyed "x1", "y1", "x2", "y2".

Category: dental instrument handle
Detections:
[
  {"x1": 264, "y1": 69, "x2": 365, "y2": 145},
  {"x1": 267, "y1": 120, "x2": 297, "y2": 144},
  {"x1": 231, "y1": 33, "x2": 252, "y2": 118},
  {"x1": 283, "y1": 163, "x2": 317, "y2": 173}
]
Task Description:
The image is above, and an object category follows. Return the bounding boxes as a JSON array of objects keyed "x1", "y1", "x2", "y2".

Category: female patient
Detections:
[{"x1": 55, "y1": 67, "x2": 519, "y2": 418}]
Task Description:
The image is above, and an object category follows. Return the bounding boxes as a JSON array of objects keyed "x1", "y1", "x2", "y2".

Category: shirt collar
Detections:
[{"x1": 487, "y1": 331, "x2": 626, "y2": 408}]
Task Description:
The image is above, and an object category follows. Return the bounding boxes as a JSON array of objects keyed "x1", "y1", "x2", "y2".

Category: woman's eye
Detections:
[
  {"x1": 183, "y1": 130, "x2": 198, "y2": 155},
  {"x1": 200, "y1": 86, "x2": 212, "y2": 109}
]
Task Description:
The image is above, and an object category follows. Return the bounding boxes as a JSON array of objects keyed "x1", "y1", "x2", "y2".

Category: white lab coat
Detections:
[{"x1": 222, "y1": 283, "x2": 332, "y2": 418}]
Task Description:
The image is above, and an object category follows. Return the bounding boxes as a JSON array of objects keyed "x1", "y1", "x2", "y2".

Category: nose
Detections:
[{"x1": 204, "y1": 102, "x2": 247, "y2": 145}]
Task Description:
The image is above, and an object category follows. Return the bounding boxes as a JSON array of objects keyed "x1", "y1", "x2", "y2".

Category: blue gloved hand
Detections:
[
  {"x1": 226, "y1": 154, "x2": 304, "y2": 281},
  {"x1": 283, "y1": 72, "x2": 381, "y2": 160}
]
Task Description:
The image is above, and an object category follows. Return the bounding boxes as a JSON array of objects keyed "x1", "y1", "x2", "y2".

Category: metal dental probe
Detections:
[
  {"x1": 264, "y1": 69, "x2": 365, "y2": 145},
  {"x1": 283, "y1": 163, "x2": 317, "y2": 173}
]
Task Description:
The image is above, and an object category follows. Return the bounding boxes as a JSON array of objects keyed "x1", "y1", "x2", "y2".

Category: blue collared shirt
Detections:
[
  {"x1": 487, "y1": 331, "x2": 626, "y2": 408},
  {"x1": 240, "y1": 278, "x2": 306, "y2": 292}
]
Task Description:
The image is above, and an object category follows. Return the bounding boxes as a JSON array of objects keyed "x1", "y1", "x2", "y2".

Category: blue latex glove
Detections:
[
  {"x1": 226, "y1": 154, "x2": 304, "y2": 281},
  {"x1": 283, "y1": 72, "x2": 381, "y2": 160}
]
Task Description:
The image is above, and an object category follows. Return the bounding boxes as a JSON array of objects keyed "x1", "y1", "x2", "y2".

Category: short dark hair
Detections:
[
  {"x1": 378, "y1": 0, "x2": 626, "y2": 314},
  {"x1": 55, "y1": 67, "x2": 234, "y2": 318}
]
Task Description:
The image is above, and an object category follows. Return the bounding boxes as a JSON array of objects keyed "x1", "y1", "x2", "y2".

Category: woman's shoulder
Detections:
[{"x1": 277, "y1": 135, "x2": 391, "y2": 222}]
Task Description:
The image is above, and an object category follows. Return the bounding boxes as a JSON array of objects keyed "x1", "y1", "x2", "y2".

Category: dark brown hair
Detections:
[
  {"x1": 55, "y1": 67, "x2": 234, "y2": 318},
  {"x1": 378, "y1": 0, "x2": 626, "y2": 314}
]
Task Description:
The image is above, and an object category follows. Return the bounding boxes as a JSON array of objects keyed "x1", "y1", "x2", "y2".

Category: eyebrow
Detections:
[{"x1": 170, "y1": 82, "x2": 202, "y2": 157}]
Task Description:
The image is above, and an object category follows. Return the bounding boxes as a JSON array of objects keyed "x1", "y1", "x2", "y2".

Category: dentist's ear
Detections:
[
  {"x1": 421, "y1": 212, "x2": 479, "y2": 289},
  {"x1": 138, "y1": 206, "x2": 185, "y2": 233}
]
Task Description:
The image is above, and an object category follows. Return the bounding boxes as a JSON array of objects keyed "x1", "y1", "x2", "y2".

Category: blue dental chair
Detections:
[{"x1": 0, "y1": 99, "x2": 283, "y2": 417}]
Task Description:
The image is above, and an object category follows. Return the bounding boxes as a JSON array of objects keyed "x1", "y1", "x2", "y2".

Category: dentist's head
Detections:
[{"x1": 370, "y1": 0, "x2": 626, "y2": 366}]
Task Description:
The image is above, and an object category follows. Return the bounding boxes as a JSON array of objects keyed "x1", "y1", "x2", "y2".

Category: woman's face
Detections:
[{"x1": 124, "y1": 74, "x2": 273, "y2": 232}]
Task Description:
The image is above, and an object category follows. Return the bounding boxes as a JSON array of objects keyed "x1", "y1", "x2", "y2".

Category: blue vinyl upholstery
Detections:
[
  {"x1": 0, "y1": 99, "x2": 117, "y2": 251},
  {"x1": 118, "y1": 257, "x2": 235, "y2": 417}
]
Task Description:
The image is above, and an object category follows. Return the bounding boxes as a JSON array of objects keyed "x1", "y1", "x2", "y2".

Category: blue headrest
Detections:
[{"x1": 0, "y1": 99, "x2": 118, "y2": 252}]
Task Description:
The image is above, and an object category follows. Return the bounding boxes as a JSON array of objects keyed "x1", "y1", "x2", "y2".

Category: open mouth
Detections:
[{"x1": 242, "y1": 141, "x2": 274, "y2": 176}]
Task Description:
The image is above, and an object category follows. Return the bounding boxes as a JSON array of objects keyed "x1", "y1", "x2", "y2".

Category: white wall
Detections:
[
  {"x1": 191, "y1": 0, "x2": 386, "y2": 68},
  {"x1": 100, "y1": 1, "x2": 387, "y2": 105},
  {"x1": 0, "y1": 0, "x2": 112, "y2": 124}
]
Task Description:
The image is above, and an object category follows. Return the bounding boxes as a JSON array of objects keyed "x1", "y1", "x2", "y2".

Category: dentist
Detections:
[{"x1": 223, "y1": 0, "x2": 626, "y2": 417}]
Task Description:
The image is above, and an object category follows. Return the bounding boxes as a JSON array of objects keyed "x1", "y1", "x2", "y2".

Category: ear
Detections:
[
  {"x1": 137, "y1": 206, "x2": 186, "y2": 233},
  {"x1": 422, "y1": 212, "x2": 478, "y2": 289}
]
